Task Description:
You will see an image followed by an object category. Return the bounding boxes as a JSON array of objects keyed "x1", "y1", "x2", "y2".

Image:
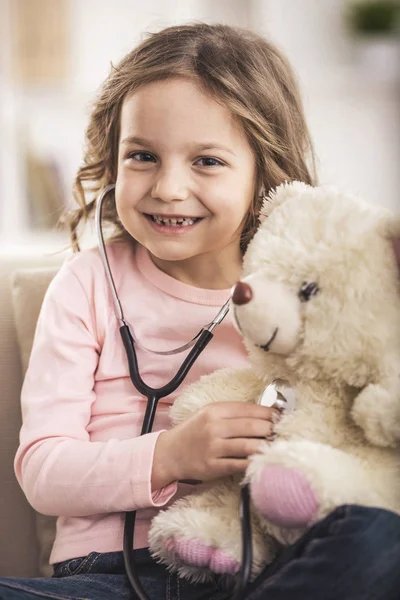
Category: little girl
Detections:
[{"x1": 0, "y1": 22, "x2": 399, "y2": 600}]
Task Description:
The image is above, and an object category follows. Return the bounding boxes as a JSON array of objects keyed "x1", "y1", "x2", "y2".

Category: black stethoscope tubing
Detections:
[
  {"x1": 95, "y1": 185, "x2": 252, "y2": 600},
  {"x1": 120, "y1": 323, "x2": 252, "y2": 600}
]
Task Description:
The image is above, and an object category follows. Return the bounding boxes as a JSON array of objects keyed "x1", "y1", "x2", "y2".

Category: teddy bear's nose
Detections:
[{"x1": 232, "y1": 281, "x2": 253, "y2": 305}]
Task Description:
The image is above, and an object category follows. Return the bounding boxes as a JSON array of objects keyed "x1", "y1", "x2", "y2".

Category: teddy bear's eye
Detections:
[{"x1": 299, "y1": 281, "x2": 320, "y2": 302}]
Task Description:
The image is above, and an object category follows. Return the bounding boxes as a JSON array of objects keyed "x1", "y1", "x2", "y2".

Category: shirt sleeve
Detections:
[{"x1": 14, "y1": 259, "x2": 178, "y2": 517}]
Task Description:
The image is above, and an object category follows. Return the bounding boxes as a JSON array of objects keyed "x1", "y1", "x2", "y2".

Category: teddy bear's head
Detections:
[{"x1": 232, "y1": 182, "x2": 400, "y2": 391}]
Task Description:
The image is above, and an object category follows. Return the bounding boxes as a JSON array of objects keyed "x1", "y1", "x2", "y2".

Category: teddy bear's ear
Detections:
[
  {"x1": 391, "y1": 224, "x2": 400, "y2": 273},
  {"x1": 259, "y1": 180, "x2": 313, "y2": 223},
  {"x1": 382, "y1": 214, "x2": 400, "y2": 274}
]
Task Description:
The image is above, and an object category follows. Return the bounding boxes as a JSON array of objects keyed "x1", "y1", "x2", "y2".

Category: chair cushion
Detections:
[{"x1": 11, "y1": 267, "x2": 59, "y2": 576}]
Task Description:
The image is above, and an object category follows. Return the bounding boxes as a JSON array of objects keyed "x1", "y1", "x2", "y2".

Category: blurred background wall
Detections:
[{"x1": 0, "y1": 0, "x2": 399, "y2": 253}]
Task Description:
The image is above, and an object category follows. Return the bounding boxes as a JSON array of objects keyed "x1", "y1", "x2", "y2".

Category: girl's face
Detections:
[{"x1": 116, "y1": 77, "x2": 257, "y2": 288}]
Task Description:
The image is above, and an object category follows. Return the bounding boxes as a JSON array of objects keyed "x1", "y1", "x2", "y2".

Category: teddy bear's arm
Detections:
[
  {"x1": 170, "y1": 367, "x2": 265, "y2": 425},
  {"x1": 351, "y1": 381, "x2": 400, "y2": 447}
]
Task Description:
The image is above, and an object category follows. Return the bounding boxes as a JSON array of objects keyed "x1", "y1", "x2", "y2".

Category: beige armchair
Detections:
[{"x1": 0, "y1": 252, "x2": 65, "y2": 577}]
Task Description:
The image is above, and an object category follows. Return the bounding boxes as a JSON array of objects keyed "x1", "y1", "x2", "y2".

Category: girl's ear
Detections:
[{"x1": 259, "y1": 180, "x2": 312, "y2": 223}]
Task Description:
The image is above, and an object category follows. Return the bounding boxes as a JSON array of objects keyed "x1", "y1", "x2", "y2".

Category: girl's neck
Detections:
[{"x1": 149, "y1": 247, "x2": 243, "y2": 290}]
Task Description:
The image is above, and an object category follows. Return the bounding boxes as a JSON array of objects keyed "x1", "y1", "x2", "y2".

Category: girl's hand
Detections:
[{"x1": 151, "y1": 402, "x2": 281, "y2": 489}]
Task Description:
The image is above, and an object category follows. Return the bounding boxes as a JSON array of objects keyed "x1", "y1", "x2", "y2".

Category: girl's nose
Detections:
[
  {"x1": 232, "y1": 281, "x2": 253, "y2": 305},
  {"x1": 151, "y1": 168, "x2": 190, "y2": 203}
]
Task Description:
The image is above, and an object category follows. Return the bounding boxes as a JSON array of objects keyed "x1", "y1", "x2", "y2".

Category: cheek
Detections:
[
  {"x1": 207, "y1": 181, "x2": 252, "y2": 217},
  {"x1": 227, "y1": 174, "x2": 256, "y2": 217},
  {"x1": 114, "y1": 182, "x2": 126, "y2": 218},
  {"x1": 115, "y1": 178, "x2": 142, "y2": 215}
]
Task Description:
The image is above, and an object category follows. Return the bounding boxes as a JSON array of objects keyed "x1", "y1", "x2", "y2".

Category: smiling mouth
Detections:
[
  {"x1": 259, "y1": 328, "x2": 279, "y2": 352},
  {"x1": 145, "y1": 214, "x2": 203, "y2": 227},
  {"x1": 233, "y1": 311, "x2": 277, "y2": 352}
]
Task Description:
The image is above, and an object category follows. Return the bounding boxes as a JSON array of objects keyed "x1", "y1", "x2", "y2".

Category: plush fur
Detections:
[{"x1": 148, "y1": 181, "x2": 400, "y2": 584}]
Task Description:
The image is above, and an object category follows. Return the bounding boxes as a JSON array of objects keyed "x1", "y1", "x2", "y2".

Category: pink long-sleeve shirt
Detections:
[{"x1": 14, "y1": 240, "x2": 249, "y2": 564}]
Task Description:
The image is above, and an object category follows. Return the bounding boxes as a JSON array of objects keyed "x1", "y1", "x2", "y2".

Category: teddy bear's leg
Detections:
[
  {"x1": 161, "y1": 508, "x2": 240, "y2": 575},
  {"x1": 251, "y1": 464, "x2": 318, "y2": 528},
  {"x1": 149, "y1": 481, "x2": 276, "y2": 583},
  {"x1": 149, "y1": 483, "x2": 241, "y2": 581},
  {"x1": 246, "y1": 439, "x2": 387, "y2": 531}
]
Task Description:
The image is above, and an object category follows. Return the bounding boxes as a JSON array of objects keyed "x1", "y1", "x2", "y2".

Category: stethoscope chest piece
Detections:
[{"x1": 257, "y1": 380, "x2": 296, "y2": 413}]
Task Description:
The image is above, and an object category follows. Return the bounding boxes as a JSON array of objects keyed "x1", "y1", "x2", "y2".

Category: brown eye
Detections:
[{"x1": 299, "y1": 281, "x2": 320, "y2": 302}]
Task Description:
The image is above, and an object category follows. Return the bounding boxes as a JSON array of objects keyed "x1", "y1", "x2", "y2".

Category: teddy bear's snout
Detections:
[
  {"x1": 232, "y1": 281, "x2": 253, "y2": 305},
  {"x1": 231, "y1": 275, "x2": 303, "y2": 355}
]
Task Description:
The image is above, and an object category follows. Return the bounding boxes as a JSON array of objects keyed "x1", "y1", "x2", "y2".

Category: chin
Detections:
[
  {"x1": 147, "y1": 244, "x2": 198, "y2": 263},
  {"x1": 155, "y1": 251, "x2": 197, "y2": 263}
]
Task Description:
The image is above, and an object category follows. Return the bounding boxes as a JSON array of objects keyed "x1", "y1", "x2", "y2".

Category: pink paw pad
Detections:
[
  {"x1": 163, "y1": 537, "x2": 239, "y2": 574},
  {"x1": 250, "y1": 465, "x2": 319, "y2": 528}
]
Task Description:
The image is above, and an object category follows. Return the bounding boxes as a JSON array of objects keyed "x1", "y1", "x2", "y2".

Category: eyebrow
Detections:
[{"x1": 120, "y1": 135, "x2": 236, "y2": 156}]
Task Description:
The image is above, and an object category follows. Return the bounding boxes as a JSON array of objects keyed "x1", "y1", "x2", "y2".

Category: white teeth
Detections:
[{"x1": 151, "y1": 216, "x2": 198, "y2": 226}]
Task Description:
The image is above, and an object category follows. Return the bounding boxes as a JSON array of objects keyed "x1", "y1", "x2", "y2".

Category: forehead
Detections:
[{"x1": 119, "y1": 77, "x2": 251, "y2": 153}]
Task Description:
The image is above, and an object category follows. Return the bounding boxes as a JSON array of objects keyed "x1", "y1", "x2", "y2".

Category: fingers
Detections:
[
  {"x1": 174, "y1": 401, "x2": 283, "y2": 482},
  {"x1": 212, "y1": 457, "x2": 250, "y2": 477},
  {"x1": 202, "y1": 401, "x2": 281, "y2": 423},
  {"x1": 218, "y1": 437, "x2": 268, "y2": 459},
  {"x1": 217, "y1": 417, "x2": 275, "y2": 440}
]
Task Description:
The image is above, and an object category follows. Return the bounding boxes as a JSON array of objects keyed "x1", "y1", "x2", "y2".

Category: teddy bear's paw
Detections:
[
  {"x1": 250, "y1": 465, "x2": 319, "y2": 528},
  {"x1": 164, "y1": 537, "x2": 240, "y2": 575}
]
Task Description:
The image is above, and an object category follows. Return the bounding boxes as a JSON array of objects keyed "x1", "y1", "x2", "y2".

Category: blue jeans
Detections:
[
  {"x1": 0, "y1": 547, "x2": 228, "y2": 600},
  {"x1": 0, "y1": 505, "x2": 399, "y2": 600}
]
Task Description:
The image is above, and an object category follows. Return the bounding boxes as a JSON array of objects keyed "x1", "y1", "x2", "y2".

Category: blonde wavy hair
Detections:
[{"x1": 64, "y1": 22, "x2": 317, "y2": 252}]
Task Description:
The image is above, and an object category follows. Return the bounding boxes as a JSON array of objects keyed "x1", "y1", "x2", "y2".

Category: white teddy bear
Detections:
[{"x1": 149, "y1": 181, "x2": 400, "y2": 583}]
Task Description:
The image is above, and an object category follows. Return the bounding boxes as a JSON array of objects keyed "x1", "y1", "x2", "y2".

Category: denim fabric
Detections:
[
  {"x1": 0, "y1": 547, "x2": 229, "y2": 600},
  {"x1": 245, "y1": 505, "x2": 400, "y2": 600},
  {"x1": 0, "y1": 506, "x2": 399, "y2": 600}
]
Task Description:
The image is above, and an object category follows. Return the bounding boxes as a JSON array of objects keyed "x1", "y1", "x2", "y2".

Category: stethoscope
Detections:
[{"x1": 95, "y1": 184, "x2": 254, "y2": 600}]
